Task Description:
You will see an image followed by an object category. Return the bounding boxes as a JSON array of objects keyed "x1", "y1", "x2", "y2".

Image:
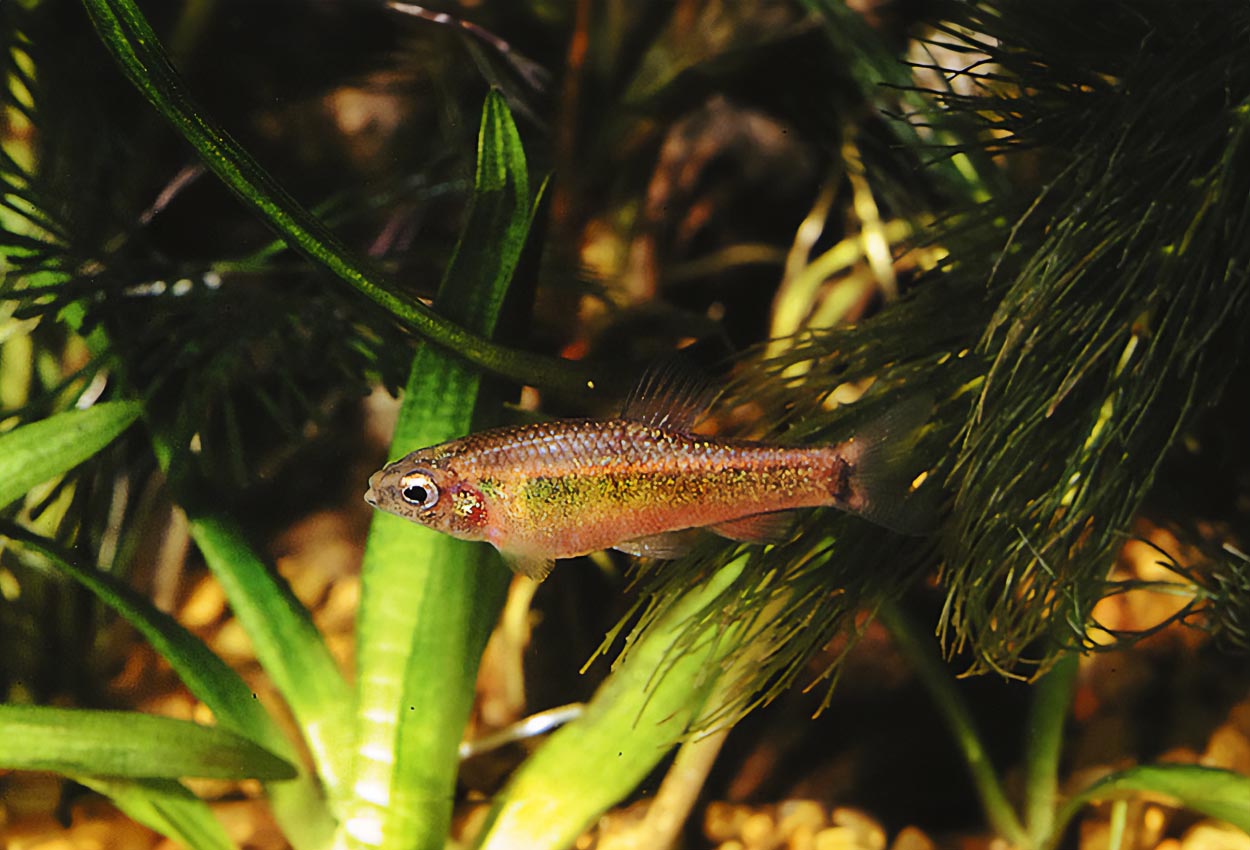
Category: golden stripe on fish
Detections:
[{"x1": 364, "y1": 364, "x2": 932, "y2": 581}]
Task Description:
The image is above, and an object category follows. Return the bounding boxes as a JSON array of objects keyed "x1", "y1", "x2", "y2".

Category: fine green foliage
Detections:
[
  {"x1": 625, "y1": 0, "x2": 1250, "y2": 695},
  {"x1": 926, "y1": 0, "x2": 1250, "y2": 672},
  {"x1": 0, "y1": 704, "x2": 296, "y2": 780}
]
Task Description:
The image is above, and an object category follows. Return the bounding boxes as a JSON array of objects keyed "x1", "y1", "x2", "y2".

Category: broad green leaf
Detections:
[
  {"x1": 1056, "y1": 764, "x2": 1250, "y2": 837},
  {"x1": 0, "y1": 522, "x2": 333, "y2": 850},
  {"x1": 0, "y1": 705, "x2": 295, "y2": 780},
  {"x1": 80, "y1": 0, "x2": 596, "y2": 396},
  {"x1": 79, "y1": 778, "x2": 236, "y2": 850},
  {"x1": 0, "y1": 400, "x2": 140, "y2": 509},
  {"x1": 474, "y1": 556, "x2": 749, "y2": 850},
  {"x1": 344, "y1": 92, "x2": 534, "y2": 850}
]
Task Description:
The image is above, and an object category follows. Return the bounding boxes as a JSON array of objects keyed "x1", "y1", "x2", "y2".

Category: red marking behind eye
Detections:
[{"x1": 450, "y1": 483, "x2": 489, "y2": 529}]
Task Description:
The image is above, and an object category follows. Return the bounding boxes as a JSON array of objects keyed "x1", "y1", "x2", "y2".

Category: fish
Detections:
[{"x1": 364, "y1": 362, "x2": 931, "y2": 581}]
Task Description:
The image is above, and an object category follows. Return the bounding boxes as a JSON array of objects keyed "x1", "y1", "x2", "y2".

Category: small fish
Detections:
[{"x1": 365, "y1": 363, "x2": 930, "y2": 581}]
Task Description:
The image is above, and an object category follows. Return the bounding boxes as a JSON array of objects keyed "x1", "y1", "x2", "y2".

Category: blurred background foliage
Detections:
[{"x1": 1, "y1": 0, "x2": 1249, "y2": 847}]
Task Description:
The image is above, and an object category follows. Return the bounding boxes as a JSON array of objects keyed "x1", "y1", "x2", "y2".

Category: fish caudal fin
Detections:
[{"x1": 836, "y1": 394, "x2": 939, "y2": 536}]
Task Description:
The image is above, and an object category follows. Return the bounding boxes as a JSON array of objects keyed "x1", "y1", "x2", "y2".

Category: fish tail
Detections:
[{"x1": 830, "y1": 394, "x2": 939, "y2": 535}]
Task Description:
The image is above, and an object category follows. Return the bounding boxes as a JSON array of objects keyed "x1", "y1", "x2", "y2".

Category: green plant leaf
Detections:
[
  {"x1": 1055, "y1": 764, "x2": 1250, "y2": 839},
  {"x1": 80, "y1": 0, "x2": 599, "y2": 396},
  {"x1": 345, "y1": 91, "x2": 533, "y2": 850},
  {"x1": 474, "y1": 556, "x2": 750, "y2": 850},
  {"x1": 147, "y1": 396, "x2": 354, "y2": 810},
  {"x1": 0, "y1": 522, "x2": 280, "y2": 749},
  {"x1": 78, "y1": 778, "x2": 237, "y2": 850},
  {"x1": 0, "y1": 705, "x2": 296, "y2": 780},
  {"x1": 0, "y1": 521, "x2": 334, "y2": 850},
  {"x1": 0, "y1": 400, "x2": 141, "y2": 510},
  {"x1": 184, "y1": 513, "x2": 353, "y2": 804}
]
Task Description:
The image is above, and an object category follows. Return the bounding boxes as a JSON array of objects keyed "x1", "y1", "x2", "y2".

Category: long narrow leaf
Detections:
[
  {"x1": 79, "y1": 778, "x2": 237, "y2": 850},
  {"x1": 1055, "y1": 764, "x2": 1250, "y2": 838},
  {"x1": 0, "y1": 522, "x2": 279, "y2": 745},
  {"x1": 344, "y1": 91, "x2": 532, "y2": 850},
  {"x1": 80, "y1": 0, "x2": 598, "y2": 396},
  {"x1": 0, "y1": 522, "x2": 334, "y2": 850},
  {"x1": 186, "y1": 514, "x2": 353, "y2": 802},
  {"x1": 474, "y1": 556, "x2": 749, "y2": 850},
  {"x1": 0, "y1": 705, "x2": 295, "y2": 780},
  {"x1": 0, "y1": 400, "x2": 140, "y2": 509}
]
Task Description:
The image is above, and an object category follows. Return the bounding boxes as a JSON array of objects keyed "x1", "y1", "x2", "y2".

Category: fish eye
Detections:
[{"x1": 399, "y1": 471, "x2": 439, "y2": 510}]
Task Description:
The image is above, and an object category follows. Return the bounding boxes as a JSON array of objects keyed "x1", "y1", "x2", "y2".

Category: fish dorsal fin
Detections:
[
  {"x1": 709, "y1": 510, "x2": 797, "y2": 545},
  {"x1": 612, "y1": 529, "x2": 701, "y2": 559},
  {"x1": 500, "y1": 551, "x2": 555, "y2": 582},
  {"x1": 620, "y1": 358, "x2": 721, "y2": 431}
]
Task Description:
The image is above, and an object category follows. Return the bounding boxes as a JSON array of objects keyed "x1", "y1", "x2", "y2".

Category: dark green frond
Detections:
[
  {"x1": 929, "y1": 0, "x2": 1250, "y2": 672},
  {"x1": 619, "y1": 0, "x2": 1250, "y2": 709},
  {"x1": 1205, "y1": 548, "x2": 1250, "y2": 653}
]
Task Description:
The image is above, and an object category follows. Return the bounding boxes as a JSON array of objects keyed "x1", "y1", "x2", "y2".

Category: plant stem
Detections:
[
  {"x1": 1023, "y1": 653, "x2": 1079, "y2": 848},
  {"x1": 616, "y1": 726, "x2": 732, "y2": 850},
  {"x1": 1106, "y1": 800, "x2": 1128, "y2": 850},
  {"x1": 589, "y1": 725, "x2": 732, "y2": 850},
  {"x1": 878, "y1": 600, "x2": 1030, "y2": 848},
  {"x1": 80, "y1": 0, "x2": 604, "y2": 397}
]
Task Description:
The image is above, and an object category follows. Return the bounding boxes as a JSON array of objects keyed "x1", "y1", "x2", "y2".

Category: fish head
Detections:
[{"x1": 364, "y1": 450, "x2": 491, "y2": 542}]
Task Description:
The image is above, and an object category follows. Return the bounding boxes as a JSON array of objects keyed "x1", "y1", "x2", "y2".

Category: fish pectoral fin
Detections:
[
  {"x1": 500, "y1": 552, "x2": 556, "y2": 582},
  {"x1": 613, "y1": 529, "x2": 701, "y2": 559},
  {"x1": 709, "y1": 510, "x2": 798, "y2": 545}
]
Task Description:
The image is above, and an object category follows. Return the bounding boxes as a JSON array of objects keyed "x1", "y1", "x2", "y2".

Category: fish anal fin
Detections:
[
  {"x1": 709, "y1": 510, "x2": 797, "y2": 545},
  {"x1": 620, "y1": 358, "x2": 721, "y2": 431},
  {"x1": 613, "y1": 529, "x2": 700, "y2": 559},
  {"x1": 500, "y1": 551, "x2": 555, "y2": 582}
]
